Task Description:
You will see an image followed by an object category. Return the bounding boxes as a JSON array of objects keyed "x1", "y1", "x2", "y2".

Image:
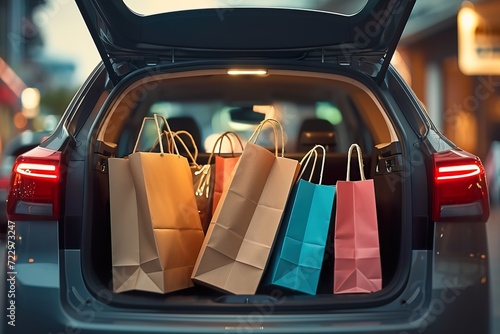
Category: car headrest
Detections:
[
  {"x1": 164, "y1": 117, "x2": 203, "y2": 153},
  {"x1": 298, "y1": 119, "x2": 337, "y2": 152}
]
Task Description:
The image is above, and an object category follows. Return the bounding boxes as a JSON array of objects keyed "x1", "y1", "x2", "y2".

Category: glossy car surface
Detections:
[{"x1": 1, "y1": 1, "x2": 490, "y2": 333}]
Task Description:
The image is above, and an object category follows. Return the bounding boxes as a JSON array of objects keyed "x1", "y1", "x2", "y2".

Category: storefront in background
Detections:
[{"x1": 396, "y1": 0, "x2": 500, "y2": 162}]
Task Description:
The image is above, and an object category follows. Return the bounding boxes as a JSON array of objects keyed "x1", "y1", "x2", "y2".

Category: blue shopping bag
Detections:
[{"x1": 263, "y1": 145, "x2": 335, "y2": 295}]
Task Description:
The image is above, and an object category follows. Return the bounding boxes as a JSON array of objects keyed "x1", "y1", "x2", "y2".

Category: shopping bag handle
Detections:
[
  {"x1": 299, "y1": 145, "x2": 326, "y2": 184},
  {"x1": 133, "y1": 114, "x2": 179, "y2": 156},
  {"x1": 165, "y1": 130, "x2": 200, "y2": 167},
  {"x1": 194, "y1": 164, "x2": 211, "y2": 197},
  {"x1": 170, "y1": 131, "x2": 199, "y2": 159},
  {"x1": 207, "y1": 131, "x2": 244, "y2": 164},
  {"x1": 149, "y1": 130, "x2": 198, "y2": 161},
  {"x1": 346, "y1": 143, "x2": 365, "y2": 181},
  {"x1": 299, "y1": 148, "x2": 318, "y2": 182},
  {"x1": 248, "y1": 118, "x2": 285, "y2": 157},
  {"x1": 197, "y1": 131, "x2": 244, "y2": 197}
]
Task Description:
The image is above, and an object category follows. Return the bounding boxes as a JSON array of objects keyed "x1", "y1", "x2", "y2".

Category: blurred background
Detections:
[
  {"x1": 0, "y1": 0, "x2": 99, "y2": 142},
  {"x1": 0, "y1": 0, "x2": 499, "y2": 331}
]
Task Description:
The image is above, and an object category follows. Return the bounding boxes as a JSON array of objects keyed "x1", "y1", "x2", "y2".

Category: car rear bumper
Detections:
[{"x1": 1, "y1": 221, "x2": 490, "y2": 334}]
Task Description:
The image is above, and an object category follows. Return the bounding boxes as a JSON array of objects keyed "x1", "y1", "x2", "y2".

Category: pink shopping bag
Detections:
[{"x1": 333, "y1": 144, "x2": 382, "y2": 294}]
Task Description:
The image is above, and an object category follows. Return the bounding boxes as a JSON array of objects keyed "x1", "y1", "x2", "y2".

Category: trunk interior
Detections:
[{"x1": 82, "y1": 68, "x2": 407, "y2": 309}]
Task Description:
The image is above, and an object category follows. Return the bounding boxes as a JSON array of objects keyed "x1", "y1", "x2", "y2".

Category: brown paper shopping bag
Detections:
[
  {"x1": 333, "y1": 144, "x2": 382, "y2": 294},
  {"x1": 109, "y1": 114, "x2": 205, "y2": 294},
  {"x1": 192, "y1": 119, "x2": 300, "y2": 294},
  {"x1": 158, "y1": 130, "x2": 215, "y2": 234}
]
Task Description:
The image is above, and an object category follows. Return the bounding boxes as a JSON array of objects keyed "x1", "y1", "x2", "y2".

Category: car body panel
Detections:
[
  {"x1": 4, "y1": 221, "x2": 489, "y2": 334},
  {"x1": 0, "y1": 131, "x2": 51, "y2": 228}
]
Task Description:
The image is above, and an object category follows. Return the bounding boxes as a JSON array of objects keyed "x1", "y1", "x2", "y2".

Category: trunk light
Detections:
[{"x1": 227, "y1": 69, "x2": 267, "y2": 75}]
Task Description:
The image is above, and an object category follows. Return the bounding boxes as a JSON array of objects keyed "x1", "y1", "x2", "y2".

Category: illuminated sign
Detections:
[{"x1": 458, "y1": 2, "x2": 500, "y2": 75}]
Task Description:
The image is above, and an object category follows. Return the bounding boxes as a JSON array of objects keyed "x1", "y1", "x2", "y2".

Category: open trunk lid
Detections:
[{"x1": 75, "y1": 0, "x2": 415, "y2": 84}]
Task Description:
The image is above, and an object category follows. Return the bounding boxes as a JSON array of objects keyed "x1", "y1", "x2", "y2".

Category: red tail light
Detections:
[
  {"x1": 432, "y1": 150, "x2": 489, "y2": 222},
  {"x1": 6, "y1": 147, "x2": 63, "y2": 221}
]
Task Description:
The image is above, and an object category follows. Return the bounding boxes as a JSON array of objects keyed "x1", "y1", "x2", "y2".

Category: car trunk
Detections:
[
  {"x1": 79, "y1": 66, "x2": 411, "y2": 311},
  {"x1": 74, "y1": 0, "x2": 416, "y2": 310}
]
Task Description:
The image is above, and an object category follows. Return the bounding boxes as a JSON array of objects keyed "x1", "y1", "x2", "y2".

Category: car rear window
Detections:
[
  {"x1": 101, "y1": 69, "x2": 393, "y2": 158},
  {"x1": 123, "y1": 0, "x2": 369, "y2": 16}
]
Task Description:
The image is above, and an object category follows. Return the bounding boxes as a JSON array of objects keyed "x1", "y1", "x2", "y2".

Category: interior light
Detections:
[{"x1": 227, "y1": 69, "x2": 268, "y2": 75}]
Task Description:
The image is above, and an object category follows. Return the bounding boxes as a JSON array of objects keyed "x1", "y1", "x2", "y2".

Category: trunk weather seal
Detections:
[
  {"x1": 375, "y1": 0, "x2": 416, "y2": 85},
  {"x1": 75, "y1": 0, "x2": 119, "y2": 84}
]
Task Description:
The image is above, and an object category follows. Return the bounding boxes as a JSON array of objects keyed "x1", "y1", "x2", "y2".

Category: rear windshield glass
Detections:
[
  {"x1": 123, "y1": 0, "x2": 369, "y2": 16},
  {"x1": 102, "y1": 70, "x2": 392, "y2": 158}
]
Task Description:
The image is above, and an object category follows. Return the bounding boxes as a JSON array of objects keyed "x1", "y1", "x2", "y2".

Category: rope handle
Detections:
[
  {"x1": 299, "y1": 147, "x2": 318, "y2": 183},
  {"x1": 248, "y1": 119, "x2": 285, "y2": 157},
  {"x1": 149, "y1": 130, "x2": 199, "y2": 162},
  {"x1": 133, "y1": 114, "x2": 179, "y2": 156},
  {"x1": 207, "y1": 131, "x2": 244, "y2": 164},
  {"x1": 161, "y1": 130, "x2": 200, "y2": 167},
  {"x1": 346, "y1": 143, "x2": 365, "y2": 181},
  {"x1": 299, "y1": 145, "x2": 327, "y2": 184},
  {"x1": 168, "y1": 131, "x2": 200, "y2": 167},
  {"x1": 170, "y1": 131, "x2": 198, "y2": 159},
  {"x1": 194, "y1": 164, "x2": 212, "y2": 198}
]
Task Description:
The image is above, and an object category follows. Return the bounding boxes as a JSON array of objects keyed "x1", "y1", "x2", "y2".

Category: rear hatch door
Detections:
[{"x1": 75, "y1": 0, "x2": 415, "y2": 84}]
